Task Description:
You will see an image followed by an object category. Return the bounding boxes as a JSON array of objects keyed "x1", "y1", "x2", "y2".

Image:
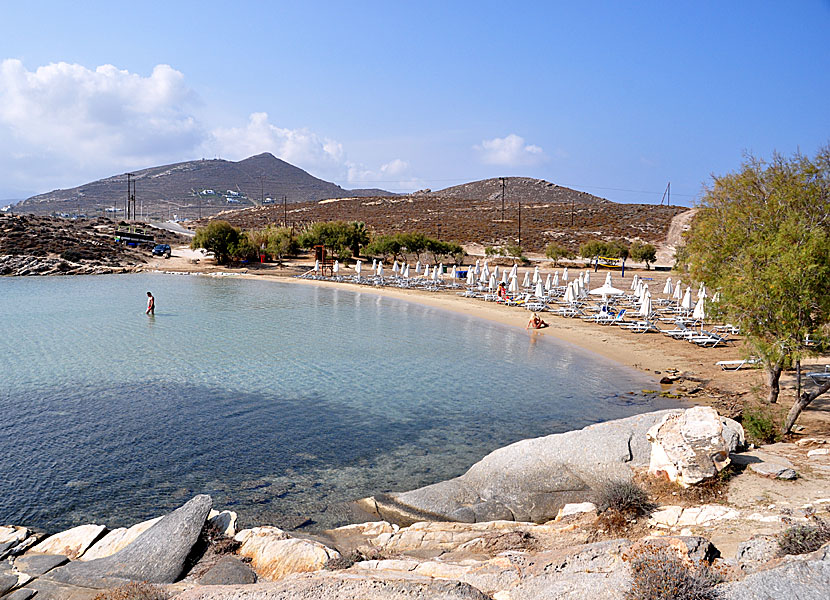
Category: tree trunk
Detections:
[
  {"x1": 785, "y1": 380, "x2": 830, "y2": 433},
  {"x1": 765, "y1": 362, "x2": 784, "y2": 404}
]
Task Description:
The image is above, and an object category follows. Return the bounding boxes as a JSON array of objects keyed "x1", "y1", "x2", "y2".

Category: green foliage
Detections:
[
  {"x1": 544, "y1": 242, "x2": 575, "y2": 266},
  {"x1": 630, "y1": 241, "x2": 657, "y2": 269},
  {"x1": 503, "y1": 244, "x2": 528, "y2": 263},
  {"x1": 742, "y1": 406, "x2": 781, "y2": 445},
  {"x1": 624, "y1": 545, "x2": 723, "y2": 600},
  {"x1": 778, "y1": 517, "x2": 830, "y2": 556},
  {"x1": 264, "y1": 226, "x2": 299, "y2": 261},
  {"x1": 231, "y1": 233, "x2": 260, "y2": 262},
  {"x1": 605, "y1": 239, "x2": 630, "y2": 260},
  {"x1": 297, "y1": 221, "x2": 369, "y2": 258},
  {"x1": 485, "y1": 246, "x2": 505, "y2": 257},
  {"x1": 579, "y1": 239, "x2": 608, "y2": 259},
  {"x1": 595, "y1": 479, "x2": 656, "y2": 517},
  {"x1": 364, "y1": 232, "x2": 463, "y2": 263},
  {"x1": 364, "y1": 234, "x2": 403, "y2": 261},
  {"x1": 191, "y1": 220, "x2": 240, "y2": 265}
]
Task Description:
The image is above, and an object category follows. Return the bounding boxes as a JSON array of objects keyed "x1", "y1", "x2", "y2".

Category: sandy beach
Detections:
[{"x1": 148, "y1": 247, "x2": 830, "y2": 437}]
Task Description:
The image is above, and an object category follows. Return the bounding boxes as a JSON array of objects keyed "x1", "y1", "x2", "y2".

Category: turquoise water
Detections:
[{"x1": 0, "y1": 273, "x2": 669, "y2": 532}]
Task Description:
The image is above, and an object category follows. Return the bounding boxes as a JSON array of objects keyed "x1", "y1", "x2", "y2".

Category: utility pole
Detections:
[
  {"x1": 660, "y1": 182, "x2": 671, "y2": 206},
  {"x1": 126, "y1": 173, "x2": 131, "y2": 218},
  {"x1": 283, "y1": 195, "x2": 287, "y2": 227},
  {"x1": 571, "y1": 193, "x2": 574, "y2": 227},
  {"x1": 126, "y1": 173, "x2": 136, "y2": 220},
  {"x1": 518, "y1": 195, "x2": 522, "y2": 248},
  {"x1": 499, "y1": 177, "x2": 506, "y2": 221},
  {"x1": 260, "y1": 175, "x2": 265, "y2": 206}
]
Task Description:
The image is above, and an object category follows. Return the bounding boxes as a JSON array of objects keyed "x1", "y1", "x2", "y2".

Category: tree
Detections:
[
  {"x1": 579, "y1": 240, "x2": 608, "y2": 261},
  {"x1": 265, "y1": 226, "x2": 298, "y2": 262},
  {"x1": 545, "y1": 242, "x2": 575, "y2": 266},
  {"x1": 683, "y1": 147, "x2": 830, "y2": 431},
  {"x1": 297, "y1": 221, "x2": 369, "y2": 259},
  {"x1": 191, "y1": 220, "x2": 240, "y2": 265},
  {"x1": 605, "y1": 239, "x2": 630, "y2": 261},
  {"x1": 630, "y1": 241, "x2": 658, "y2": 270}
]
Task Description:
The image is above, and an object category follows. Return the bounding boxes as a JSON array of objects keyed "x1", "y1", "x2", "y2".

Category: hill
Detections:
[
  {"x1": 15, "y1": 153, "x2": 391, "y2": 219},
  {"x1": 426, "y1": 176, "x2": 609, "y2": 205}
]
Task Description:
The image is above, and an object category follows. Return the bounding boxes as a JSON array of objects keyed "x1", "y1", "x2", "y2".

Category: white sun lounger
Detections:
[{"x1": 716, "y1": 358, "x2": 760, "y2": 371}]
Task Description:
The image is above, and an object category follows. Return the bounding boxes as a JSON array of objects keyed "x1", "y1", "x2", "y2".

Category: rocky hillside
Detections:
[
  {"x1": 15, "y1": 153, "x2": 391, "y2": 220},
  {"x1": 194, "y1": 194, "x2": 688, "y2": 254},
  {"x1": 426, "y1": 176, "x2": 610, "y2": 205}
]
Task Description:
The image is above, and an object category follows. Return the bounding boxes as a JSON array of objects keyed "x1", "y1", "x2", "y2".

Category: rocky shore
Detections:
[{"x1": 3, "y1": 407, "x2": 829, "y2": 600}]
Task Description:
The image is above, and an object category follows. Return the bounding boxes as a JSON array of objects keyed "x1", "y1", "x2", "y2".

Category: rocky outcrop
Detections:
[
  {"x1": 0, "y1": 254, "x2": 135, "y2": 276},
  {"x1": 235, "y1": 527, "x2": 340, "y2": 581},
  {"x1": 45, "y1": 494, "x2": 212, "y2": 586},
  {"x1": 720, "y1": 542, "x2": 830, "y2": 599},
  {"x1": 28, "y1": 524, "x2": 106, "y2": 560},
  {"x1": 370, "y1": 410, "x2": 681, "y2": 524},
  {"x1": 79, "y1": 516, "x2": 163, "y2": 561},
  {"x1": 647, "y1": 406, "x2": 744, "y2": 486}
]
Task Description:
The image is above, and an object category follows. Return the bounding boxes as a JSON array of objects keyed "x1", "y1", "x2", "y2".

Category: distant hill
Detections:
[
  {"x1": 15, "y1": 153, "x2": 391, "y2": 219},
  {"x1": 426, "y1": 177, "x2": 610, "y2": 205}
]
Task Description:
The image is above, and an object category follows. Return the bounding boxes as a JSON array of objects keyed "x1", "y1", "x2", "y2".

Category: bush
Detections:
[
  {"x1": 485, "y1": 245, "x2": 505, "y2": 257},
  {"x1": 93, "y1": 582, "x2": 169, "y2": 600},
  {"x1": 579, "y1": 239, "x2": 608, "y2": 260},
  {"x1": 630, "y1": 241, "x2": 657, "y2": 270},
  {"x1": 595, "y1": 479, "x2": 656, "y2": 517},
  {"x1": 297, "y1": 221, "x2": 369, "y2": 258},
  {"x1": 625, "y1": 545, "x2": 723, "y2": 600},
  {"x1": 742, "y1": 406, "x2": 780, "y2": 445},
  {"x1": 544, "y1": 242, "x2": 575, "y2": 266},
  {"x1": 191, "y1": 220, "x2": 241, "y2": 265},
  {"x1": 778, "y1": 517, "x2": 830, "y2": 556}
]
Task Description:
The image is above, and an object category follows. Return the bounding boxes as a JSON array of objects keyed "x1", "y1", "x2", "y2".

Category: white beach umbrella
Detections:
[
  {"x1": 450, "y1": 265, "x2": 457, "y2": 280},
  {"x1": 692, "y1": 297, "x2": 706, "y2": 321},
  {"x1": 522, "y1": 272, "x2": 531, "y2": 288},
  {"x1": 535, "y1": 281, "x2": 544, "y2": 299},
  {"x1": 681, "y1": 286, "x2": 693, "y2": 310},
  {"x1": 501, "y1": 270, "x2": 509, "y2": 284},
  {"x1": 372, "y1": 258, "x2": 377, "y2": 270},
  {"x1": 545, "y1": 273, "x2": 552, "y2": 292},
  {"x1": 510, "y1": 263, "x2": 518, "y2": 280},
  {"x1": 355, "y1": 260, "x2": 362, "y2": 276},
  {"x1": 590, "y1": 283, "x2": 624, "y2": 303},
  {"x1": 604, "y1": 272, "x2": 612, "y2": 287},
  {"x1": 314, "y1": 259, "x2": 320, "y2": 273},
  {"x1": 492, "y1": 266, "x2": 500, "y2": 281},
  {"x1": 563, "y1": 282, "x2": 574, "y2": 303},
  {"x1": 433, "y1": 265, "x2": 440, "y2": 282},
  {"x1": 415, "y1": 260, "x2": 421, "y2": 273},
  {"x1": 533, "y1": 265, "x2": 540, "y2": 284},
  {"x1": 488, "y1": 273, "x2": 496, "y2": 291},
  {"x1": 673, "y1": 282, "x2": 683, "y2": 301},
  {"x1": 562, "y1": 267, "x2": 569, "y2": 281},
  {"x1": 423, "y1": 264, "x2": 430, "y2": 278},
  {"x1": 473, "y1": 261, "x2": 481, "y2": 278},
  {"x1": 634, "y1": 280, "x2": 643, "y2": 299},
  {"x1": 573, "y1": 280, "x2": 583, "y2": 300},
  {"x1": 479, "y1": 265, "x2": 488, "y2": 284},
  {"x1": 584, "y1": 271, "x2": 590, "y2": 286},
  {"x1": 552, "y1": 273, "x2": 559, "y2": 287},
  {"x1": 508, "y1": 275, "x2": 519, "y2": 294},
  {"x1": 466, "y1": 267, "x2": 475, "y2": 286},
  {"x1": 698, "y1": 282, "x2": 707, "y2": 299},
  {"x1": 403, "y1": 264, "x2": 410, "y2": 278},
  {"x1": 376, "y1": 262, "x2": 384, "y2": 277},
  {"x1": 639, "y1": 292, "x2": 653, "y2": 318},
  {"x1": 663, "y1": 277, "x2": 673, "y2": 295},
  {"x1": 712, "y1": 291, "x2": 721, "y2": 303},
  {"x1": 333, "y1": 260, "x2": 340, "y2": 274},
  {"x1": 630, "y1": 273, "x2": 639, "y2": 290}
]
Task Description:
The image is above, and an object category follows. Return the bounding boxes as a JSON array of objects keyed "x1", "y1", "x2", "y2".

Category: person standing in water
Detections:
[{"x1": 146, "y1": 291, "x2": 155, "y2": 315}]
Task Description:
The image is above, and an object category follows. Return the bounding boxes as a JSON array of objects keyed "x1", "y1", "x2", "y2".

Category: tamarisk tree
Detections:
[{"x1": 684, "y1": 147, "x2": 830, "y2": 432}]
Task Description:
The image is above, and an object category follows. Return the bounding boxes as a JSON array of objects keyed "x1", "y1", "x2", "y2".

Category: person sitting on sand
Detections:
[
  {"x1": 527, "y1": 312, "x2": 548, "y2": 329},
  {"x1": 146, "y1": 291, "x2": 155, "y2": 315}
]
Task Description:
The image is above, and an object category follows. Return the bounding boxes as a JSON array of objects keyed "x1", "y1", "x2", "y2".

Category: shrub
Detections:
[
  {"x1": 191, "y1": 220, "x2": 240, "y2": 265},
  {"x1": 579, "y1": 239, "x2": 608, "y2": 260},
  {"x1": 778, "y1": 517, "x2": 830, "y2": 556},
  {"x1": 297, "y1": 221, "x2": 369, "y2": 258},
  {"x1": 485, "y1": 245, "x2": 505, "y2": 257},
  {"x1": 742, "y1": 406, "x2": 780, "y2": 445},
  {"x1": 630, "y1": 241, "x2": 658, "y2": 270},
  {"x1": 544, "y1": 242, "x2": 575, "y2": 266},
  {"x1": 595, "y1": 479, "x2": 656, "y2": 517},
  {"x1": 93, "y1": 582, "x2": 169, "y2": 600},
  {"x1": 625, "y1": 545, "x2": 723, "y2": 600}
]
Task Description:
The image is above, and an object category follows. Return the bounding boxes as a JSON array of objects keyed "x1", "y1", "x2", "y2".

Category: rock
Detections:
[
  {"x1": 380, "y1": 410, "x2": 680, "y2": 524},
  {"x1": 46, "y1": 494, "x2": 212, "y2": 586},
  {"x1": 0, "y1": 526, "x2": 29, "y2": 545},
  {"x1": 198, "y1": 555, "x2": 257, "y2": 585},
  {"x1": 379, "y1": 521, "x2": 551, "y2": 556},
  {"x1": 0, "y1": 573, "x2": 20, "y2": 597},
  {"x1": 80, "y1": 516, "x2": 162, "y2": 561},
  {"x1": 28, "y1": 524, "x2": 107, "y2": 559},
  {"x1": 647, "y1": 406, "x2": 740, "y2": 487},
  {"x1": 736, "y1": 536, "x2": 779, "y2": 567},
  {"x1": 235, "y1": 527, "x2": 340, "y2": 581},
  {"x1": 21, "y1": 578, "x2": 105, "y2": 600},
  {"x1": 13, "y1": 553, "x2": 69, "y2": 576},
  {"x1": 807, "y1": 448, "x2": 830, "y2": 457},
  {"x1": 749, "y1": 463, "x2": 798, "y2": 480},
  {"x1": 720, "y1": 542, "x2": 830, "y2": 599},
  {"x1": 173, "y1": 570, "x2": 492, "y2": 600},
  {"x1": 649, "y1": 505, "x2": 684, "y2": 528},
  {"x1": 207, "y1": 510, "x2": 237, "y2": 537},
  {"x1": 4, "y1": 588, "x2": 37, "y2": 600}
]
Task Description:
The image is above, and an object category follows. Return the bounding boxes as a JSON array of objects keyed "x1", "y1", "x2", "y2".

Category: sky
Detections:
[{"x1": 0, "y1": 1, "x2": 828, "y2": 205}]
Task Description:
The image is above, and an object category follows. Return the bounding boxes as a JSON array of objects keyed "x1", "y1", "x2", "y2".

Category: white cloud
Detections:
[
  {"x1": 0, "y1": 59, "x2": 203, "y2": 170},
  {"x1": 475, "y1": 133, "x2": 546, "y2": 166}
]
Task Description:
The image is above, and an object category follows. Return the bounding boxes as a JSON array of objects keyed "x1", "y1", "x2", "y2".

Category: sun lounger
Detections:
[
  {"x1": 716, "y1": 358, "x2": 760, "y2": 371},
  {"x1": 622, "y1": 320, "x2": 659, "y2": 333},
  {"x1": 807, "y1": 366, "x2": 830, "y2": 384}
]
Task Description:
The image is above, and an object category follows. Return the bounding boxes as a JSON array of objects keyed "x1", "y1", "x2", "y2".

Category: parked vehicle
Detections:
[{"x1": 152, "y1": 244, "x2": 171, "y2": 258}]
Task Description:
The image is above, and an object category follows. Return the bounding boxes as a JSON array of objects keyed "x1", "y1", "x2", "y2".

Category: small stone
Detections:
[
  {"x1": 556, "y1": 502, "x2": 598, "y2": 520},
  {"x1": 807, "y1": 448, "x2": 830, "y2": 457},
  {"x1": 749, "y1": 462, "x2": 798, "y2": 480},
  {"x1": 649, "y1": 506, "x2": 684, "y2": 528},
  {"x1": 207, "y1": 510, "x2": 238, "y2": 537}
]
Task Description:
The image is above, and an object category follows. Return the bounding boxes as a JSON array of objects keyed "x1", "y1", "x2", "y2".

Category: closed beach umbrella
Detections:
[
  {"x1": 508, "y1": 275, "x2": 519, "y2": 294},
  {"x1": 314, "y1": 259, "x2": 320, "y2": 273},
  {"x1": 533, "y1": 265, "x2": 540, "y2": 284},
  {"x1": 663, "y1": 277, "x2": 673, "y2": 295},
  {"x1": 563, "y1": 282, "x2": 574, "y2": 303},
  {"x1": 552, "y1": 273, "x2": 559, "y2": 287},
  {"x1": 403, "y1": 264, "x2": 410, "y2": 278},
  {"x1": 510, "y1": 263, "x2": 518, "y2": 280},
  {"x1": 466, "y1": 268, "x2": 475, "y2": 285},
  {"x1": 392, "y1": 260, "x2": 399, "y2": 275},
  {"x1": 479, "y1": 265, "x2": 488, "y2": 284},
  {"x1": 584, "y1": 271, "x2": 590, "y2": 286},
  {"x1": 433, "y1": 265, "x2": 440, "y2": 282},
  {"x1": 681, "y1": 286, "x2": 693, "y2": 310},
  {"x1": 451, "y1": 265, "x2": 457, "y2": 280},
  {"x1": 712, "y1": 291, "x2": 721, "y2": 303},
  {"x1": 333, "y1": 260, "x2": 340, "y2": 274},
  {"x1": 545, "y1": 273, "x2": 552, "y2": 292},
  {"x1": 639, "y1": 292, "x2": 653, "y2": 318},
  {"x1": 692, "y1": 297, "x2": 706, "y2": 320},
  {"x1": 698, "y1": 282, "x2": 707, "y2": 299},
  {"x1": 630, "y1": 274, "x2": 639, "y2": 290},
  {"x1": 415, "y1": 261, "x2": 421, "y2": 273},
  {"x1": 673, "y1": 279, "x2": 683, "y2": 300},
  {"x1": 535, "y1": 281, "x2": 544, "y2": 299},
  {"x1": 634, "y1": 280, "x2": 643, "y2": 299},
  {"x1": 423, "y1": 264, "x2": 430, "y2": 278},
  {"x1": 355, "y1": 260, "x2": 362, "y2": 276},
  {"x1": 488, "y1": 273, "x2": 496, "y2": 291},
  {"x1": 492, "y1": 266, "x2": 500, "y2": 281},
  {"x1": 501, "y1": 270, "x2": 509, "y2": 284},
  {"x1": 604, "y1": 272, "x2": 612, "y2": 287},
  {"x1": 372, "y1": 258, "x2": 377, "y2": 270},
  {"x1": 522, "y1": 272, "x2": 531, "y2": 288},
  {"x1": 376, "y1": 262, "x2": 383, "y2": 277},
  {"x1": 562, "y1": 267, "x2": 569, "y2": 281}
]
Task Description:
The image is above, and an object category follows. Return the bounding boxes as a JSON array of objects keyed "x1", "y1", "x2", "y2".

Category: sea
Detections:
[{"x1": 0, "y1": 273, "x2": 673, "y2": 532}]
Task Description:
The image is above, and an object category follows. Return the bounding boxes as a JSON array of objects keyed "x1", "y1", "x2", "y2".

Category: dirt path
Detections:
[{"x1": 655, "y1": 208, "x2": 696, "y2": 267}]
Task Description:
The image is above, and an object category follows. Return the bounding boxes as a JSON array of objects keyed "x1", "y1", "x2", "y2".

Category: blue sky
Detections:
[{"x1": 0, "y1": 1, "x2": 828, "y2": 204}]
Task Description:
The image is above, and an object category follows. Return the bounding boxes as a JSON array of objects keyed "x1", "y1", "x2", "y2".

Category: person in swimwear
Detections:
[
  {"x1": 526, "y1": 312, "x2": 548, "y2": 329},
  {"x1": 146, "y1": 291, "x2": 155, "y2": 315}
]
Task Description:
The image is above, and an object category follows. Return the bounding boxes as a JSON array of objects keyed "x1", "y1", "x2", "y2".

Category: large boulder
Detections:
[
  {"x1": 28, "y1": 524, "x2": 106, "y2": 560},
  {"x1": 235, "y1": 527, "x2": 340, "y2": 581},
  {"x1": 373, "y1": 410, "x2": 681, "y2": 523},
  {"x1": 647, "y1": 406, "x2": 744, "y2": 487},
  {"x1": 173, "y1": 570, "x2": 491, "y2": 600},
  {"x1": 719, "y1": 542, "x2": 830, "y2": 599},
  {"x1": 45, "y1": 494, "x2": 212, "y2": 586},
  {"x1": 80, "y1": 516, "x2": 162, "y2": 561}
]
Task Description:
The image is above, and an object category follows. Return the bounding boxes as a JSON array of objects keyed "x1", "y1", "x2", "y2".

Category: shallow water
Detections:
[{"x1": 0, "y1": 273, "x2": 672, "y2": 531}]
